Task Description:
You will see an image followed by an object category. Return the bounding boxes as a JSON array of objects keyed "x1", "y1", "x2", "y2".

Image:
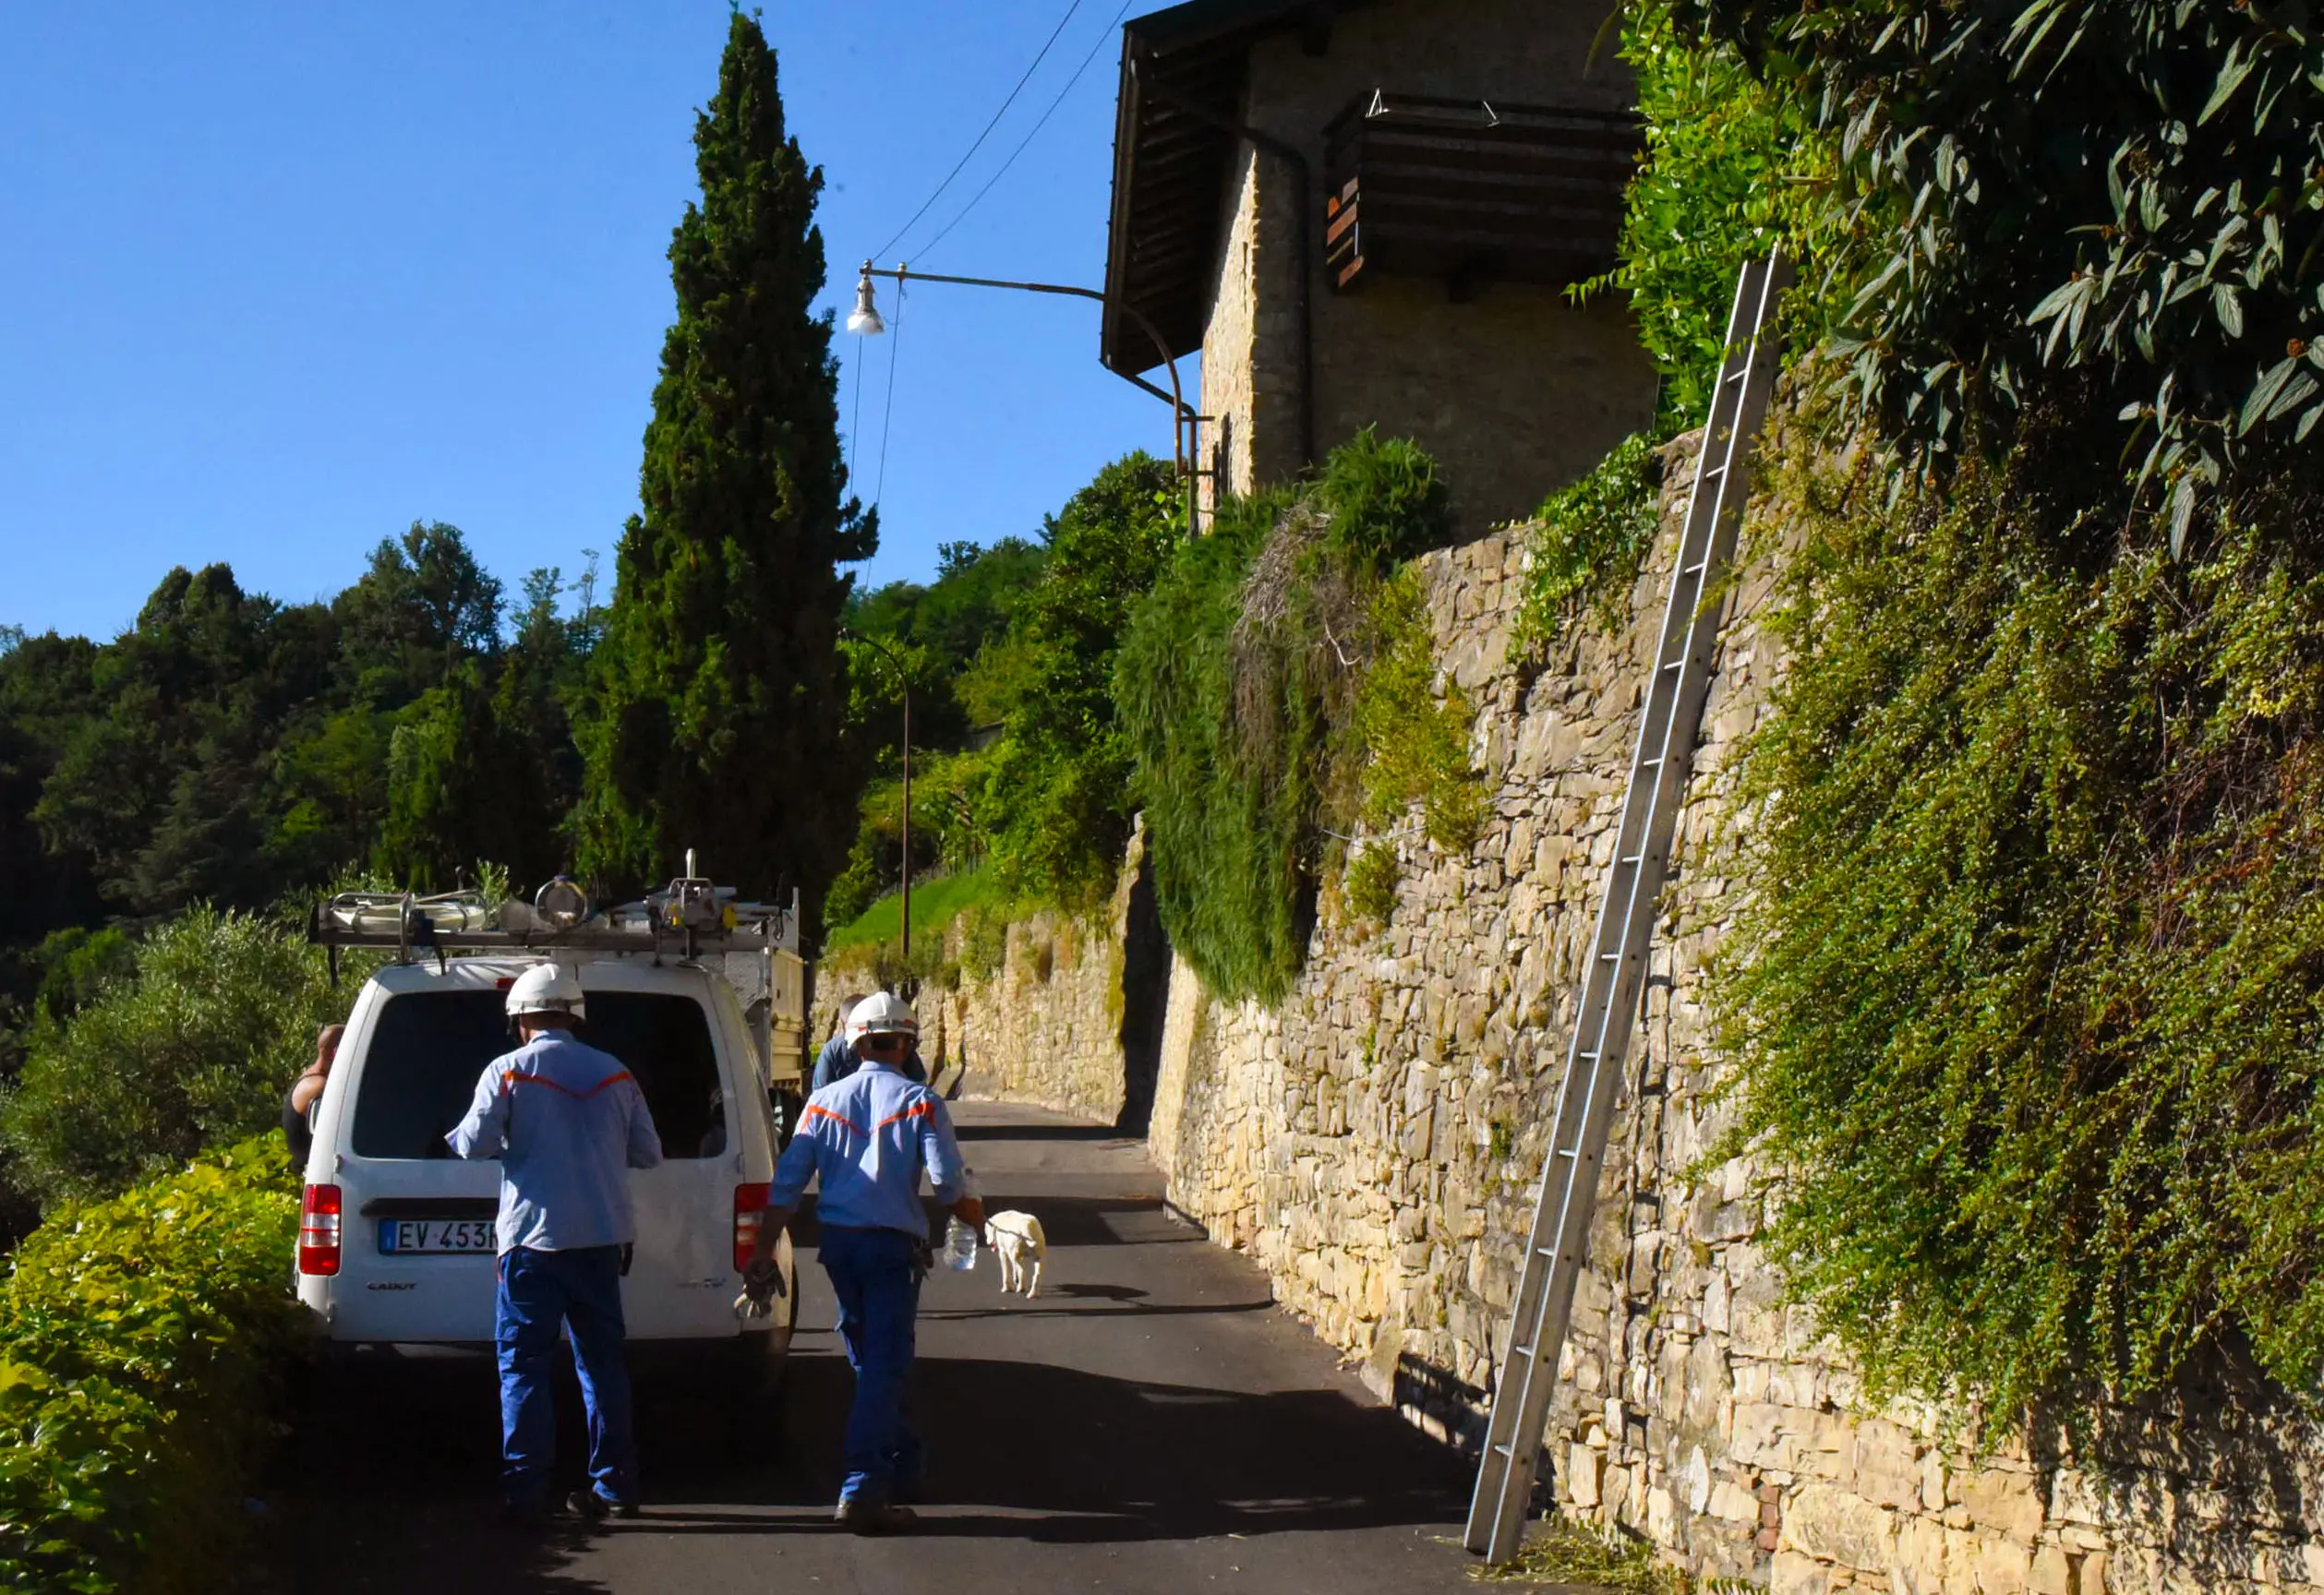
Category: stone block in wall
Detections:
[
  {"x1": 1956, "y1": 1465, "x2": 2045, "y2": 1548},
  {"x1": 1779, "y1": 1481, "x2": 1895, "y2": 1573}
]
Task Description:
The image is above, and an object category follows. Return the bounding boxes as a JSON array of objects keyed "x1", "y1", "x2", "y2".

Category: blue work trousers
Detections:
[
  {"x1": 819, "y1": 1226, "x2": 926, "y2": 1504},
  {"x1": 496, "y1": 1244, "x2": 638, "y2": 1507}
]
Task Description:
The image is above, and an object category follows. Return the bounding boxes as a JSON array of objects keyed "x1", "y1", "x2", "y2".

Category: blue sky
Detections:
[{"x1": 0, "y1": 1, "x2": 1171, "y2": 642}]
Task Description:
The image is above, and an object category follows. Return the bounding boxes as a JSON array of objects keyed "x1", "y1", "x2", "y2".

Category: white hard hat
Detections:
[
  {"x1": 506, "y1": 963, "x2": 586, "y2": 1022},
  {"x1": 848, "y1": 991, "x2": 918, "y2": 1039}
]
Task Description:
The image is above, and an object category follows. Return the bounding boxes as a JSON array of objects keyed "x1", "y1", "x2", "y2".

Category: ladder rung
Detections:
[
  {"x1": 1700, "y1": 463, "x2": 1726, "y2": 481},
  {"x1": 1661, "y1": 660, "x2": 1683, "y2": 672},
  {"x1": 1683, "y1": 561, "x2": 1707, "y2": 576},
  {"x1": 1556, "y1": 1147, "x2": 1579, "y2": 1158}
]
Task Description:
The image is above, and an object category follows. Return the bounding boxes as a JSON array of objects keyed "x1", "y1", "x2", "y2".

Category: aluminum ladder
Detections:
[{"x1": 1465, "y1": 253, "x2": 1792, "y2": 1564}]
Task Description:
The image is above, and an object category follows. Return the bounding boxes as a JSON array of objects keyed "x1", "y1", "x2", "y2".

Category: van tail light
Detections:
[
  {"x1": 733, "y1": 1182, "x2": 772, "y2": 1273},
  {"x1": 299, "y1": 1183, "x2": 343, "y2": 1276}
]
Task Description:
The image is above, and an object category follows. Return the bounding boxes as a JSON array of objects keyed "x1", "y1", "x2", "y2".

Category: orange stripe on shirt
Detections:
[
  {"x1": 875, "y1": 1102, "x2": 935, "y2": 1131},
  {"x1": 805, "y1": 1104, "x2": 867, "y2": 1135},
  {"x1": 503, "y1": 1070, "x2": 635, "y2": 1100}
]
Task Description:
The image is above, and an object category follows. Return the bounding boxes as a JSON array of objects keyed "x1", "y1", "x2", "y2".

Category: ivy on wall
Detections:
[
  {"x1": 1116, "y1": 433, "x2": 1473, "y2": 1001},
  {"x1": 1726, "y1": 425, "x2": 2324, "y2": 1414}
]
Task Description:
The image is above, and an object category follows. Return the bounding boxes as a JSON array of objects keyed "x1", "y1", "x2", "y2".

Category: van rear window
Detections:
[{"x1": 349, "y1": 989, "x2": 727, "y2": 1160}]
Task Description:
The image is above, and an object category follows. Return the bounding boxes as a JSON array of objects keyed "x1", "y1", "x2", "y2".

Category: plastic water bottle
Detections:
[{"x1": 943, "y1": 1217, "x2": 978, "y2": 1272}]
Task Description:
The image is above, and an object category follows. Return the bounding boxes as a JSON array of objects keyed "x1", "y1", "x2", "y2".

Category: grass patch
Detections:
[{"x1": 822, "y1": 868, "x2": 1007, "y2": 956}]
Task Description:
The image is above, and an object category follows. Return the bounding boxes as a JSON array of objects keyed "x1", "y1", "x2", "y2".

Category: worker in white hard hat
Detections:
[
  {"x1": 811, "y1": 989, "x2": 929, "y2": 1091},
  {"x1": 448, "y1": 962, "x2": 664, "y2": 1529},
  {"x1": 744, "y1": 989, "x2": 981, "y2": 1533}
]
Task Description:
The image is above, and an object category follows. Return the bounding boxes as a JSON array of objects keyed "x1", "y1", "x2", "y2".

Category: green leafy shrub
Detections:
[
  {"x1": 1311, "y1": 427, "x2": 1451, "y2": 572},
  {"x1": 0, "y1": 1138, "x2": 302, "y2": 1593},
  {"x1": 2, "y1": 907, "x2": 347, "y2": 1207},
  {"x1": 1513, "y1": 432, "x2": 1666, "y2": 654},
  {"x1": 1343, "y1": 843, "x2": 1400, "y2": 930},
  {"x1": 1118, "y1": 498, "x2": 1316, "y2": 1001},
  {"x1": 1674, "y1": 0, "x2": 2324, "y2": 544},
  {"x1": 1119, "y1": 437, "x2": 1469, "y2": 1001},
  {"x1": 1725, "y1": 428, "x2": 2324, "y2": 1412},
  {"x1": 1351, "y1": 571, "x2": 1484, "y2": 852},
  {"x1": 823, "y1": 747, "x2": 996, "y2": 930},
  {"x1": 1582, "y1": 0, "x2": 1843, "y2": 432}
]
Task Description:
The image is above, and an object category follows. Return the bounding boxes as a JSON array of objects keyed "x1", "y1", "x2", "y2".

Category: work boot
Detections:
[
  {"x1": 834, "y1": 1497, "x2": 917, "y2": 1535},
  {"x1": 569, "y1": 1490, "x2": 640, "y2": 1524}
]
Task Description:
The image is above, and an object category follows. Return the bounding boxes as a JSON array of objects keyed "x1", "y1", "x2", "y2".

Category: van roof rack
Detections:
[{"x1": 308, "y1": 869, "x2": 801, "y2": 976}]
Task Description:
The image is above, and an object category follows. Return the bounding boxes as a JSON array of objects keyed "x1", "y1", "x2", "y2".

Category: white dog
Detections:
[{"x1": 981, "y1": 1210, "x2": 1046, "y2": 1298}]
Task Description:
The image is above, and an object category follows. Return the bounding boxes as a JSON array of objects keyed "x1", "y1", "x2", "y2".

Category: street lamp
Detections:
[
  {"x1": 846, "y1": 629, "x2": 913, "y2": 963},
  {"x1": 847, "y1": 270, "x2": 885, "y2": 337},
  {"x1": 849, "y1": 260, "x2": 1203, "y2": 534}
]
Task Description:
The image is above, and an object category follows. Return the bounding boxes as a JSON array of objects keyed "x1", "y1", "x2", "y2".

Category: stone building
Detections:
[{"x1": 1102, "y1": 0, "x2": 1660, "y2": 534}]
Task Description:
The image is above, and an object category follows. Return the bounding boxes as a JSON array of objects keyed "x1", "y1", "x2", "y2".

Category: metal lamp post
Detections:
[{"x1": 848, "y1": 260, "x2": 1205, "y2": 535}]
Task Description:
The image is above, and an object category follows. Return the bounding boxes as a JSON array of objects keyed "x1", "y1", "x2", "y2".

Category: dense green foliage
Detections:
[
  {"x1": 1588, "y1": 2, "x2": 1840, "y2": 432},
  {"x1": 971, "y1": 454, "x2": 1183, "y2": 907},
  {"x1": 1350, "y1": 572, "x2": 1486, "y2": 857},
  {"x1": 0, "y1": 1139, "x2": 302, "y2": 1593},
  {"x1": 1512, "y1": 432, "x2": 1668, "y2": 654},
  {"x1": 1117, "y1": 434, "x2": 1466, "y2": 1000},
  {"x1": 825, "y1": 537, "x2": 1051, "y2": 929},
  {"x1": 822, "y1": 748, "x2": 996, "y2": 930},
  {"x1": 821, "y1": 458, "x2": 1171, "y2": 938},
  {"x1": 1728, "y1": 432, "x2": 2324, "y2": 1409},
  {"x1": 2, "y1": 907, "x2": 348, "y2": 1207},
  {"x1": 576, "y1": 11, "x2": 873, "y2": 920},
  {"x1": 1582, "y1": 0, "x2": 2324, "y2": 1417},
  {"x1": 1677, "y1": 0, "x2": 2324, "y2": 546}
]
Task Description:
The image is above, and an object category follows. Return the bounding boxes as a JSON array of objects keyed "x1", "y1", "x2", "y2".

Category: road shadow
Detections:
[
  {"x1": 266, "y1": 1342, "x2": 1470, "y2": 1588},
  {"x1": 657, "y1": 1352, "x2": 1472, "y2": 1543}
]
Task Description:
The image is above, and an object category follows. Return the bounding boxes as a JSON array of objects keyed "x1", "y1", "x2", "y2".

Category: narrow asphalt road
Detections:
[{"x1": 267, "y1": 1101, "x2": 1501, "y2": 1594}]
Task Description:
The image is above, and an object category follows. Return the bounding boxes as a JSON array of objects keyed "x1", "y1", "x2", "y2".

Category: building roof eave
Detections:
[{"x1": 1101, "y1": 0, "x2": 1379, "y2": 378}]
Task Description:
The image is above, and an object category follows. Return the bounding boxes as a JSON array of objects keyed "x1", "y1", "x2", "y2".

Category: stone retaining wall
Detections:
[
  {"x1": 826, "y1": 436, "x2": 2324, "y2": 1591},
  {"x1": 813, "y1": 830, "x2": 1162, "y2": 1130}
]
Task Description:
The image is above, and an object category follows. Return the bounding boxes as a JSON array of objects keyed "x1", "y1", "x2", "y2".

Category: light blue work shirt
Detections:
[
  {"x1": 770, "y1": 1059, "x2": 966, "y2": 1239},
  {"x1": 447, "y1": 1031, "x2": 664, "y2": 1253}
]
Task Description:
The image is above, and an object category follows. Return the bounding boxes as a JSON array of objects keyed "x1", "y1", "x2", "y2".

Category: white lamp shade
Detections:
[{"x1": 848, "y1": 270, "x2": 886, "y2": 336}]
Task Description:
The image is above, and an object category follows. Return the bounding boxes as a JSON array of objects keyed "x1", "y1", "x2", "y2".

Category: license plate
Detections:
[{"x1": 379, "y1": 1218, "x2": 496, "y2": 1254}]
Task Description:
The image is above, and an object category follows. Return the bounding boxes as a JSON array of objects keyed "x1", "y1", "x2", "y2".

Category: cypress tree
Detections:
[{"x1": 575, "y1": 11, "x2": 873, "y2": 916}]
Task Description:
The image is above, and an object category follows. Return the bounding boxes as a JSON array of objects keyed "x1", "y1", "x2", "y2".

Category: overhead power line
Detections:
[
  {"x1": 871, "y1": 0, "x2": 1088, "y2": 263},
  {"x1": 914, "y1": 0, "x2": 1137, "y2": 263}
]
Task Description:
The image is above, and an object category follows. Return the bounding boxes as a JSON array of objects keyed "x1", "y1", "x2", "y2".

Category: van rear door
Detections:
[
  {"x1": 572, "y1": 964, "x2": 749, "y2": 1340},
  {"x1": 319, "y1": 965, "x2": 753, "y2": 1343}
]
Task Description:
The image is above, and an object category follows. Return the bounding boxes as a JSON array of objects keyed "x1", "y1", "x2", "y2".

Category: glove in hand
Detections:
[{"x1": 732, "y1": 1258, "x2": 786, "y2": 1321}]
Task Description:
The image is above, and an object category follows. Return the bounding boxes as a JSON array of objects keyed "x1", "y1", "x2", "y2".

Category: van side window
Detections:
[{"x1": 350, "y1": 989, "x2": 727, "y2": 1160}]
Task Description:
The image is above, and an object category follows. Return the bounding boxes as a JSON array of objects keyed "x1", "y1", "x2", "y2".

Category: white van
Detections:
[{"x1": 294, "y1": 883, "x2": 804, "y2": 1418}]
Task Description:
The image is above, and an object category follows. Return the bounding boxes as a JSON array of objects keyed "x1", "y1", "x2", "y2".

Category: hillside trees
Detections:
[
  {"x1": 575, "y1": 11, "x2": 873, "y2": 920},
  {"x1": 974, "y1": 453, "x2": 1180, "y2": 906}
]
